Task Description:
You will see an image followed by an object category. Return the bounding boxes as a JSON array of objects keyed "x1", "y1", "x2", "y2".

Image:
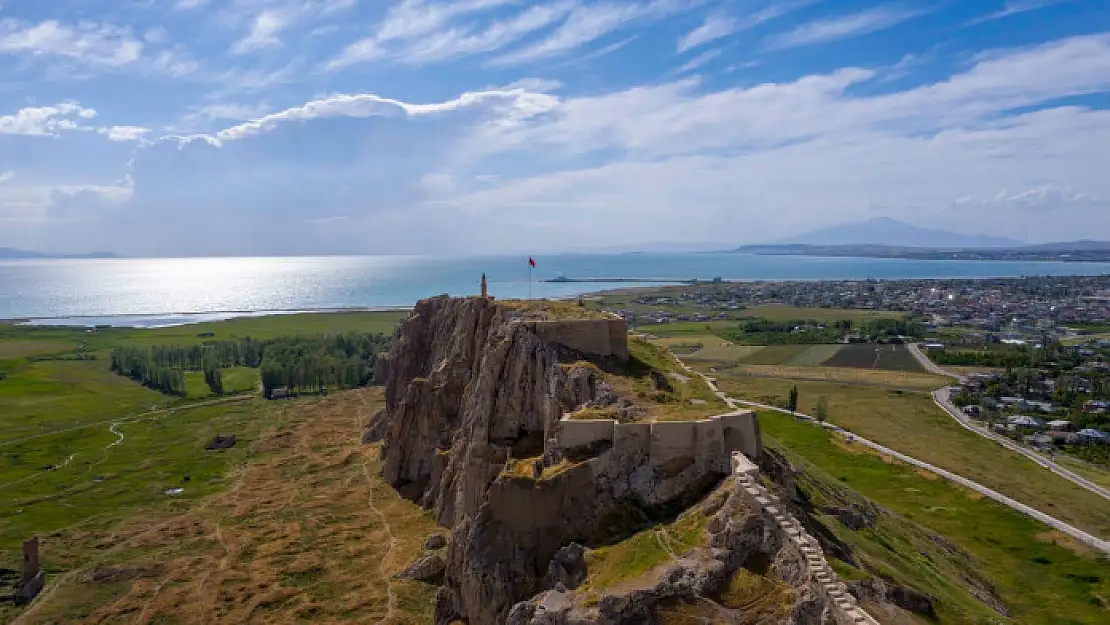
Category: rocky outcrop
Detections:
[{"x1": 371, "y1": 297, "x2": 752, "y2": 624}]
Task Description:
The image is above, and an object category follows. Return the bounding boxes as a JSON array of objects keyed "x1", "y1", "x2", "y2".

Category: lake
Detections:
[{"x1": 2, "y1": 254, "x2": 1108, "y2": 326}]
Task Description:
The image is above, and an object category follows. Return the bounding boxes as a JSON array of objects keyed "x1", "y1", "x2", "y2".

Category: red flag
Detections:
[{"x1": 528, "y1": 257, "x2": 536, "y2": 268}]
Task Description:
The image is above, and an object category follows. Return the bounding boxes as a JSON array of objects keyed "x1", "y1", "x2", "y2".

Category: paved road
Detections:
[
  {"x1": 679, "y1": 359, "x2": 1110, "y2": 555},
  {"x1": 907, "y1": 342, "x2": 1110, "y2": 503}
]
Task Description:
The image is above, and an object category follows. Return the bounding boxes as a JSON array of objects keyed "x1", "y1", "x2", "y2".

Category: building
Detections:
[
  {"x1": 1078, "y1": 429, "x2": 1110, "y2": 445},
  {"x1": 1046, "y1": 419, "x2": 1073, "y2": 431},
  {"x1": 1006, "y1": 415, "x2": 1044, "y2": 430}
]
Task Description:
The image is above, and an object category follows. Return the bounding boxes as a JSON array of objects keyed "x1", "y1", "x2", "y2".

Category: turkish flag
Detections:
[{"x1": 528, "y1": 257, "x2": 536, "y2": 268}]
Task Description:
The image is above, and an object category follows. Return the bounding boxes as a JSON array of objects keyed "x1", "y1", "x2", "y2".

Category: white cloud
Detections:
[
  {"x1": 97, "y1": 126, "x2": 151, "y2": 142},
  {"x1": 175, "y1": 0, "x2": 210, "y2": 9},
  {"x1": 966, "y1": 0, "x2": 1064, "y2": 27},
  {"x1": 491, "y1": 1, "x2": 689, "y2": 66},
  {"x1": 0, "y1": 19, "x2": 143, "y2": 67},
  {"x1": 0, "y1": 171, "x2": 13, "y2": 185},
  {"x1": 0, "y1": 102, "x2": 98, "y2": 136},
  {"x1": 399, "y1": 1, "x2": 575, "y2": 64},
  {"x1": 678, "y1": 1, "x2": 814, "y2": 53},
  {"x1": 954, "y1": 185, "x2": 1101, "y2": 212},
  {"x1": 763, "y1": 6, "x2": 926, "y2": 51},
  {"x1": 231, "y1": 10, "x2": 289, "y2": 54},
  {"x1": 165, "y1": 87, "x2": 559, "y2": 147},
  {"x1": 677, "y1": 13, "x2": 736, "y2": 53},
  {"x1": 327, "y1": 0, "x2": 518, "y2": 68},
  {"x1": 673, "y1": 48, "x2": 722, "y2": 74}
]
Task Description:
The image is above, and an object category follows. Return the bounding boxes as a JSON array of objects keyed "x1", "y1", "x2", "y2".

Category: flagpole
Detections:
[{"x1": 529, "y1": 264, "x2": 533, "y2": 300}]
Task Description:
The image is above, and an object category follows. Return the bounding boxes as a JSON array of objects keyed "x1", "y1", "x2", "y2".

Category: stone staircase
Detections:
[{"x1": 731, "y1": 453, "x2": 880, "y2": 625}]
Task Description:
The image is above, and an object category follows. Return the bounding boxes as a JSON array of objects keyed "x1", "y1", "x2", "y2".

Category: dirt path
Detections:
[{"x1": 356, "y1": 393, "x2": 400, "y2": 624}]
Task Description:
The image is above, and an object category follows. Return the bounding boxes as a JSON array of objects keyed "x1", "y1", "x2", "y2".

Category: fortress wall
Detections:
[
  {"x1": 555, "y1": 418, "x2": 616, "y2": 450},
  {"x1": 551, "y1": 410, "x2": 760, "y2": 481},
  {"x1": 718, "y1": 410, "x2": 763, "y2": 460},
  {"x1": 525, "y1": 319, "x2": 629, "y2": 361}
]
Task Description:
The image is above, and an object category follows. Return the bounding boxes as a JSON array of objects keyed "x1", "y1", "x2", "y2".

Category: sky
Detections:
[{"x1": 1, "y1": 0, "x2": 1109, "y2": 257}]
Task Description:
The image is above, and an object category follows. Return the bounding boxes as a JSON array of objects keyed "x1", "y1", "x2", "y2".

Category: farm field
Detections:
[
  {"x1": 758, "y1": 410, "x2": 1110, "y2": 625},
  {"x1": 2, "y1": 388, "x2": 440, "y2": 624},
  {"x1": 717, "y1": 364, "x2": 948, "y2": 391},
  {"x1": 183, "y1": 366, "x2": 259, "y2": 399},
  {"x1": 823, "y1": 343, "x2": 925, "y2": 372},
  {"x1": 650, "y1": 337, "x2": 926, "y2": 373},
  {"x1": 736, "y1": 304, "x2": 905, "y2": 323},
  {"x1": 705, "y1": 369, "x2": 1110, "y2": 540}
]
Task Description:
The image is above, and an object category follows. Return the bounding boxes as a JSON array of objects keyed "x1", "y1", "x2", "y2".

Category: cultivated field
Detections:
[
  {"x1": 823, "y1": 343, "x2": 925, "y2": 372},
  {"x1": 736, "y1": 305, "x2": 904, "y2": 323},
  {"x1": 651, "y1": 337, "x2": 926, "y2": 373}
]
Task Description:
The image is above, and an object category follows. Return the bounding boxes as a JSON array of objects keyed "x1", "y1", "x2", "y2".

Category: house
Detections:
[
  {"x1": 1077, "y1": 429, "x2": 1110, "y2": 445},
  {"x1": 1026, "y1": 400, "x2": 1057, "y2": 414},
  {"x1": 1006, "y1": 415, "x2": 1044, "y2": 429},
  {"x1": 962, "y1": 405, "x2": 981, "y2": 417},
  {"x1": 923, "y1": 342, "x2": 945, "y2": 350},
  {"x1": 269, "y1": 387, "x2": 290, "y2": 399},
  {"x1": 1084, "y1": 400, "x2": 1110, "y2": 414},
  {"x1": 1046, "y1": 419, "x2": 1073, "y2": 431}
]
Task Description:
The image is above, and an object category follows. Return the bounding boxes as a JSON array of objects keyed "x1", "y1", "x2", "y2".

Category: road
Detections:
[
  {"x1": 906, "y1": 342, "x2": 1110, "y2": 503},
  {"x1": 676, "y1": 358, "x2": 1110, "y2": 555}
]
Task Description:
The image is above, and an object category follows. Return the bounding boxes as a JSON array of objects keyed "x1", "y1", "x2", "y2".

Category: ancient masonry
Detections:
[{"x1": 731, "y1": 453, "x2": 880, "y2": 625}]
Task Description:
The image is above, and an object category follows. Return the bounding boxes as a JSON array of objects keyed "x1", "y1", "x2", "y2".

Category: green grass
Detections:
[
  {"x1": 759, "y1": 410, "x2": 1110, "y2": 624},
  {"x1": 584, "y1": 507, "x2": 709, "y2": 590},
  {"x1": 711, "y1": 372, "x2": 1110, "y2": 539},
  {"x1": 0, "y1": 399, "x2": 285, "y2": 551},
  {"x1": 183, "y1": 366, "x2": 259, "y2": 398}
]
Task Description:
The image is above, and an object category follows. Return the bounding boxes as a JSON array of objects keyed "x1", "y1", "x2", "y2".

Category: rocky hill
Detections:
[{"x1": 364, "y1": 296, "x2": 952, "y2": 624}]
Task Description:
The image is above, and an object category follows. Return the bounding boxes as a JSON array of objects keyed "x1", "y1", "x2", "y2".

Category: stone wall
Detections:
[
  {"x1": 730, "y1": 452, "x2": 880, "y2": 625},
  {"x1": 523, "y1": 319, "x2": 630, "y2": 361},
  {"x1": 552, "y1": 409, "x2": 762, "y2": 465}
]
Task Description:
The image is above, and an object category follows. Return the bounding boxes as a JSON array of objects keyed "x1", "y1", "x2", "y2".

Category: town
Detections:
[{"x1": 588, "y1": 276, "x2": 1110, "y2": 465}]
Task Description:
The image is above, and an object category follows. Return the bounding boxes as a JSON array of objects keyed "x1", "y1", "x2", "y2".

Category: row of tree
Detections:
[
  {"x1": 259, "y1": 333, "x2": 391, "y2": 397},
  {"x1": 110, "y1": 347, "x2": 188, "y2": 396},
  {"x1": 109, "y1": 332, "x2": 390, "y2": 398}
]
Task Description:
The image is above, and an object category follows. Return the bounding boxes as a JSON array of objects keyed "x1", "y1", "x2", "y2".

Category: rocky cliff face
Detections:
[
  {"x1": 370, "y1": 297, "x2": 629, "y2": 622},
  {"x1": 367, "y1": 297, "x2": 916, "y2": 624}
]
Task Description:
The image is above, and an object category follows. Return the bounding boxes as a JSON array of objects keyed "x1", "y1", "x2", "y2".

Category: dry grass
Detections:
[
  {"x1": 652, "y1": 336, "x2": 764, "y2": 362},
  {"x1": 14, "y1": 388, "x2": 442, "y2": 625}
]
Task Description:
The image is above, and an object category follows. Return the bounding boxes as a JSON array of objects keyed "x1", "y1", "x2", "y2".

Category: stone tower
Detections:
[{"x1": 481, "y1": 273, "x2": 488, "y2": 298}]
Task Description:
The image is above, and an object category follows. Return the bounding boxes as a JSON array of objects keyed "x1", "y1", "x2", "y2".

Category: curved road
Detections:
[
  {"x1": 676, "y1": 358, "x2": 1110, "y2": 555},
  {"x1": 906, "y1": 343, "x2": 1110, "y2": 502}
]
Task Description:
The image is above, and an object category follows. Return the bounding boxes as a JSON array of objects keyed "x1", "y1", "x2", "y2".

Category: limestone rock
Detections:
[
  {"x1": 849, "y1": 578, "x2": 937, "y2": 619},
  {"x1": 397, "y1": 554, "x2": 446, "y2": 584},
  {"x1": 424, "y1": 533, "x2": 447, "y2": 550},
  {"x1": 542, "y1": 543, "x2": 587, "y2": 591}
]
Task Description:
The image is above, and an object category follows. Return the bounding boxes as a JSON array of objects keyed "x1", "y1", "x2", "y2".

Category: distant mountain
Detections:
[
  {"x1": 1023, "y1": 240, "x2": 1110, "y2": 252},
  {"x1": 0, "y1": 247, "x2": 117, "y2": 259},
  {"x1": 781, "y1": 217, "x2": 1022, "y2": 248}
]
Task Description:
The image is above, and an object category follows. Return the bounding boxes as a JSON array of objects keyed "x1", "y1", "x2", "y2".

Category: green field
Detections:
[
  {"x1": 823, "y1": 343, "x2": 924, "y2": 371},
  {"x1": 759, "y1": 410, "x2": 1110, "y2": 625},
  {"x1": 710, "y1": 371, "x2": 1110, "y2": 539},
  {"x1": 0, "y1": 311, "x2": 406, "y2": 556},
  {"x1": 650, "y1": 337, "x2": 926, "y2": 373}
]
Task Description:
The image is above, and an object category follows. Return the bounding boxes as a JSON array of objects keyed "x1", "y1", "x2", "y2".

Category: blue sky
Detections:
[{"x1": 1, "y1": 0, "x2": 1109, "y2": 256}]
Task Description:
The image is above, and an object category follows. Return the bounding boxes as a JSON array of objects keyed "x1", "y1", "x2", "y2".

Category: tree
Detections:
[
  {"x1": 815, "y1": 396, "x2": 829, "y2": 422},
  {"x1": 788, "y1": 385, "x2": 799, "y2": 414}
]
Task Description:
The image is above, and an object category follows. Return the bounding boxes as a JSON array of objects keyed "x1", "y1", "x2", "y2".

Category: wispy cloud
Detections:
[
  {"x1": 489, "y1": 0, "x2": 695, "y2": 66},
  {"x1": 965, "y1": 0, "x2": 1063, "y2": 27},
  {"x1": 231, "y1": 10, "x2": 289, "y2": 54},
  {"x1": 0, "y1": 171, "x2": 13, "y2": 185},
  {"x1": 674, "y1": 48, "x2": 723, "y2": 74},
  {"x1": 326, "y1": 0, "x2": 517, "y2": 69},
  {"x1": 677, "y1": 14, "x2": 737, "y2": 53},
  {"x1": 0, "y1": 19, "x2": 143, "y2": 67},
  {"x1": 396, "y1": 1, "x2": 575, "y2": 64},
  {"x1": 96, "y1": 126, "x2": 150, "y2": 142},
  {"x1": 763, "y1": 6, "x2": 926, "y2": 51}
]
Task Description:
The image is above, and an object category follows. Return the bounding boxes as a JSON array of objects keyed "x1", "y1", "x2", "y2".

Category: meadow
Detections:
[
  {"x1": 708, "y1": 369, "x2": 1110, "y2": 539},
  {"x1": 0, "y1": 311, "x2": 406, "y2": 558},
  {"x1": 758, "y1": 410, "x2": 1110, "y2": 625}
]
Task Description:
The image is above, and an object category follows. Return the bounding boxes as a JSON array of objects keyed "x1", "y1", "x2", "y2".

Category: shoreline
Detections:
[{"x1": 1, "y1": 306, "x2": 413, "y2": 328}]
